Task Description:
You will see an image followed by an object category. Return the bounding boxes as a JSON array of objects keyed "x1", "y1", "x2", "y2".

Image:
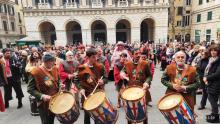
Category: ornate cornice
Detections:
[{"x1": 23, "y1": 6, "x2": 169, "y2": 17}]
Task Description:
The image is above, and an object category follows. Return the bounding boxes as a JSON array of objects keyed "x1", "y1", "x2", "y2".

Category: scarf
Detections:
[{"x1": 204, "y1": 57, "x2": 218, "y2": 76}]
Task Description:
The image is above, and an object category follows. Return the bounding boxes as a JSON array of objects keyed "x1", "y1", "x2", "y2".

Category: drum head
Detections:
[
  {"x1": 49, "y1": 92, "x2": 75, "y2": 114},
  {"x1": 158, "y1": 93, "x2": 183, "y2": 111},
  {"x1": 121, "y1": 86, "x2": 145, "y2": 101},
  {"x1": 83, "y1": 91, "x2": 105, "y2": 111}
]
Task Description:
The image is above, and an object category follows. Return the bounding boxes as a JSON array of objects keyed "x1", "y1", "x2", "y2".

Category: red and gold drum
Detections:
[
  {"x1": 157, "y1": 93, "x2": 196, "y2": 124},
  {"x1": 120, "y1": 86, "x2": 147, "y2": 123},
  {"x1": 49, "y1": 91, "x2": 80, "y2": 124},
  {"x1": 83, "y1": 90, "x2": 118, "y2": 124}
]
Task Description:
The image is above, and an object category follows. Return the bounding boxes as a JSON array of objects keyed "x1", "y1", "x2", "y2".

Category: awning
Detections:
[
  {"x1": 16, "y1": 36, "x2": 41, "y2": 42},
  {"x1": 15, "y1": 36, "x2": 41, "y2": 46}
]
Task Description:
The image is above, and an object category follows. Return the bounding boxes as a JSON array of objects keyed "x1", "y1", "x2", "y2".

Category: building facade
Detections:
[
  {"x1": 168, "y1": 0, "x2": 192, "y2": 42},
  {"x1": 191, "y1": 0, "x2": 220, "y2": 43},
  {"x1": 22, "y1": 0, "x2": 169, "y2": 46},
  {"x1": 0, "y1": 0, "x2": 26, "y2": 48}
]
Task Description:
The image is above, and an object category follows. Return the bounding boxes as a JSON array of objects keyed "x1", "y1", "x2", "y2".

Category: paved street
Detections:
[{"x1": 0, "y1": 66, "x2": 214, "y2": 124}]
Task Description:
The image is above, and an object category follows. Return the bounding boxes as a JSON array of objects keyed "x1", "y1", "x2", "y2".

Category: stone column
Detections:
[
  {"x1": 28, "y1": 0, "x2": 33, "y2": 7},
  {"x1": 131, "y1": 27, "x2": 140, "y2": 44},
  {"x1": 81, "y1": 29, "x2": 92, "y2": 45},
  {"x1": 133, "y1": 0, "x2": 138, "y2": 5},
  {"x1": 107, "y1": 28, "x2": 116, "y2": 44},
  {"x1": 22, "y1": 0, "x2": 27, "y2": 7},
  {"x1": 81, "y1": 0, "x2": 87, "y2": 7},
  {"x1": 55, "y1": 30, "x2": 68, "y2": 46},
  {"x1": 131, "y1": 0, "x2": 140, "y2": 6},
  {"x1": 108, "y1": 0, "x2": 113, "y2": 6},
  {"x1": 55, "y1": 0, "x2": 61, "y2": 7}
]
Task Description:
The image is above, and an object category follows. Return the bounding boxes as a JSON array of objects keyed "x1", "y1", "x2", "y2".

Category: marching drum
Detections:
[
  {"x1": 29, "y1": 95, "x2": 39, "y2": 116},
  {"x1": 157, "y1": 93, "x2": 196, "y2": 124},
  {"x1": 120, "y1": 86, "x2": 147, "y2": 123},
  {"x1": 83, "y1": 90, "x2": 118, "y2": 124},
  {"x1": 49, "y1": 91, "x2": 80, "y2": 124}
]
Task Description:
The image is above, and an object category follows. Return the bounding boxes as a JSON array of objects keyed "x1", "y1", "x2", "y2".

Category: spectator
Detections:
[{"x1": 204, "y1": 44, "x2": 220, "y2": 123}]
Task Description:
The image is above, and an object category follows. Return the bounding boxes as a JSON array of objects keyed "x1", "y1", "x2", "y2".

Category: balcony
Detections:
[
  {"x1": 38, "y1": 3, "x2": 51, "y2": 9},
  {"x1": 65, "y1": 2, "x2": 78, "y2": 8},
  {"x1": 118, "y1": 0, "x2": 129, "y2": 7},
  {"x1": 142, "y1": 0, "x2": 154, "y2": 6},
  {"x1": 92, "y1": 1, "x2": 103, "y2": 8}
]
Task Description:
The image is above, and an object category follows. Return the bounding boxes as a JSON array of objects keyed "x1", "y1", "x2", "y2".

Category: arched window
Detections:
[{"x1": 0, "y1": 40, "x2": 2, "y2": 49}]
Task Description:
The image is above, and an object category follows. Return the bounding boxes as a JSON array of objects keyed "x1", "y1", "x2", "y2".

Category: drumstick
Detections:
[
  {"x1": 83, "y1": 94, "x2": 87, "y2": 100},
  {"x1": 91, "y1": 76, "x2": 103, "y2": 95}
]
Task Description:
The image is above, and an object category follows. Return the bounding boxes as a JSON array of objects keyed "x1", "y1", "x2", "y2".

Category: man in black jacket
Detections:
[
  {"x1": 203, "y1": 45, "x2": 220, "y2": 123},
  {"x1": 2, "y1": 48, "x2": 24, "y2": 109}
]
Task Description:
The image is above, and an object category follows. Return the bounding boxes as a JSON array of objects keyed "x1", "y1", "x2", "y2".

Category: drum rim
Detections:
[
  {"x1": 120, "y1": 85, "x2": 145, "y2": 102},
  {"x1": 157, "y1": 93, "x2": 183, "y2": 112},
  {"x1": 49, "y1": 91, "x2": 75, "y2": 114},
  {"x1": 83, "y1": 90, "x2": 106, "y2": 111}
]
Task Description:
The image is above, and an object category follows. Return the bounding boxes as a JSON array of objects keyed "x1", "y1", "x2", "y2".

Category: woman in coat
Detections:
[
  {"x1": 203, "y1": 44, "x2": 220, "y2": 123},
  {"x1": 197, "y1": 50, "x2": 209, "y2": 110}
]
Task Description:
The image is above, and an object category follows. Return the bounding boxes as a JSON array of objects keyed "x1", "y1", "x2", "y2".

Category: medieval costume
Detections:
[
  {"x1": 59, "y1": 57, "x2": 79, "y2": 91},
  {"x1": 125, "y1": 60, "x2": 152, "y2": 102},
  {"x1": 59, "y1": 51, "x2": 80, "y2": 108},
  {"x1": 97, "y1": 55, "x2": 110, "y2": 76},
  {"x1": 113, "y1": 53, "x2": 129, "y2": 108},
  {"x1": 161, "y1": 63, "x2": 200, "y2": 112},
  {"x1": 27, "y1": 53, "x2": 60, "y2": 124},
  {"x1": 78, "y1": 48, "x2": 108, "y2": 124},
  {"x1": 124, "y1": 59, "x2": 152, "y2": 124}
]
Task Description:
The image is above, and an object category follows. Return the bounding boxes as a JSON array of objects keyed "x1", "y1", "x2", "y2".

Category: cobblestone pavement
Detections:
[{"x1": 0, "y1": 66, "x2": 214, "y2": 124}]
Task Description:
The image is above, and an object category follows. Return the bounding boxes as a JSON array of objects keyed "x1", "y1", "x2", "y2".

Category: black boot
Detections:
[
  {"x1": 5, "y1": 101, "x2": 9, "y2": 108},
  {"x1": 17, "y1": 98, "x2": 23, "y2": 109},
  {"x1": 206, "y1": 113, "x2": 219, "y2": 123}
]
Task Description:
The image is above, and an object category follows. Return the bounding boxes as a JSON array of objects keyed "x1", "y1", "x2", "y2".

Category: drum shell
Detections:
[
  {"x1": 29, "y1": 95, "x2": 39, "y2": 116},
  {"x1": 120, "y1": 86, "x2": 147, "y2": 123},
  {"x1": 49, "y1": 91, "x2": 80, "y2": 124},
  {"x1": 83, "y1": 91, "x2": 118, "y2": 124},
  {"x1": 56, "y1": 104, "x2": 80, "y2": 124},
  {"x1": 157, "y1": 93, "x2": 196, "y2": 124}
]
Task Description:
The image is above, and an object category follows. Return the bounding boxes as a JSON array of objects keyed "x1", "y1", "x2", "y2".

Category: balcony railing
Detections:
[
  {"x1": 65, "y1": 2, "x2": 78, "y2": 8},
  {"x1": 118, "y1": 1, "x2": 128, "y2": 7},
  {"x1": 92, "y1": 1, "x2": 103, "y2": 8},
  {"x1": 38, "y1": 3, "x2": 51, "y2": 9},
  {"x1": 142, "y1": 0, "x2": 154, "y2": 6},
  {"x1": 22, "y1": 1, "x2": 168, "y2": 10}
]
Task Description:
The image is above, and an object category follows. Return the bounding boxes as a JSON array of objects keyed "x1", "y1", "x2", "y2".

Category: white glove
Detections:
[
  {"x1": 42, "y1": 94, "x2": 51, "y2": 102},
  {"x1": 79, "y1": 89, "x2": 85, "y2": 96},
  {"x1": 143, "y1": 82, "x2": 149, "y2": 90}
]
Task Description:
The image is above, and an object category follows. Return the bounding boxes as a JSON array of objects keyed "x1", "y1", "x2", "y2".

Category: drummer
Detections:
[
  {"x1": 161, "y1": 51, "x2": 200, "y2": 112},
  {"x1": 124, "y1": 50, "x2": 152, "y2": 124},
  {"x1": 113, "y1": 52, "x2": 129, "y2": 108},
  {"x1": 78, "y1": 48, "x2": 108, "y2": 124},
  {"x1": 27, "y1": 52, "x2": 60, "y2": 124}
]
